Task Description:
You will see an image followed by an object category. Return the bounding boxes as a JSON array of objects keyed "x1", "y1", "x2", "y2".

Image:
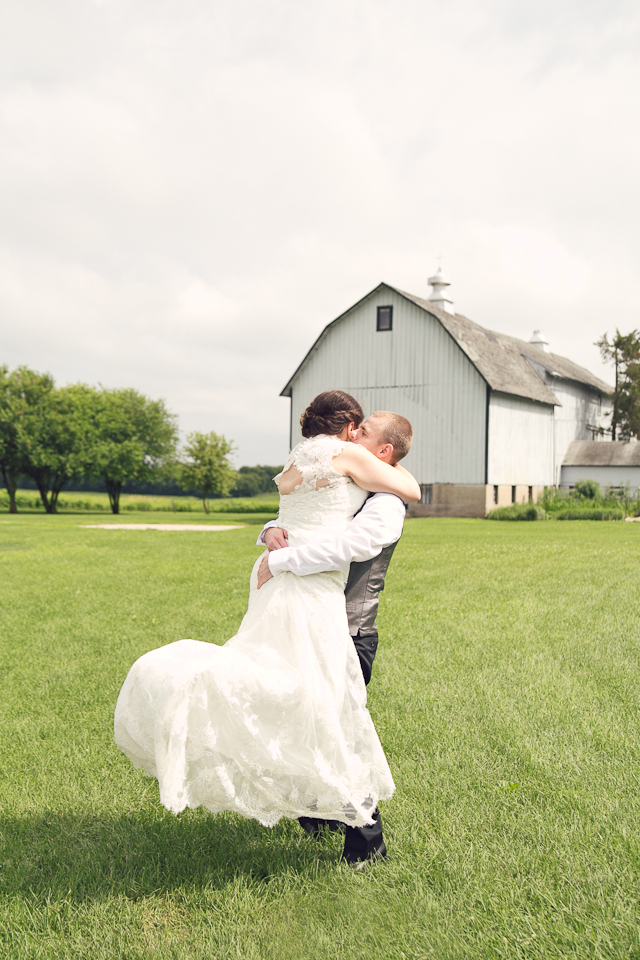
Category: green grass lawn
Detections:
[
  {"x1": 1, "y1": 489, "x2": 280, "y2": 515},
  {"x1": 1, "y1": 515, "x2": 639, "y2": 959}
]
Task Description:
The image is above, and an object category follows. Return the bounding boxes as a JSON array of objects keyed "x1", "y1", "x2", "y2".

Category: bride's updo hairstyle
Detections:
[{"x1": 300, "y1": 390, "x2": 364, "y2": 438}]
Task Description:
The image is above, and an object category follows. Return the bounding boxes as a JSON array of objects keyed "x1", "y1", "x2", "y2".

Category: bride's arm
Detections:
[{"x1": 333, "y1": 444, "x2": 421, "y2": 502}]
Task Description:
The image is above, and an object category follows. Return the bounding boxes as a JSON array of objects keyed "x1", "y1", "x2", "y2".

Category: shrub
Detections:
[
  {"x1": 541, "y1": 484, "x2": 638, "y2": 516},
  {"x1": 555, "y1": 508, "x2": 624, "y2": 521},
  {"x1": 541, "y1": 486, "x2": 566, "y2": 512},
  {"x1": 572, "y1": 478, "x2": 601, "y2": 500},
  {"x1": 487, "y1": 505, "x2": 546, "y2": 521}
]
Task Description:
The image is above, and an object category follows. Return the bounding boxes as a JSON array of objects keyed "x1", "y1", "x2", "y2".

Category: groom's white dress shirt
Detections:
[{"x1": 257, "y1": 492, "x2": 406, "y2": 578}]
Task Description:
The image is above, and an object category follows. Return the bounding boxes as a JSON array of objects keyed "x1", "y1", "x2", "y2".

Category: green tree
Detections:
[
  {"x1": 0, "y1": 366, "x2": 55, "y2": 513},
  {"x1": 179, "y1": 431, "x2": 236, "y2": 514},
  {"x1": 596, "y1": 329, "x2": 640, "y2": 440},
  {"x1": 230, "y1": 464, "x2": 283, "y2": 497},
  {"x1": 20, "y1": 382, "x2": 96, "y2": 514},
  {"x1": 91, "y1": 389, "x2": 178, "y2": 514},
  {"x1": 0, "y1": 365, "x2": 22, "y2": 513}
]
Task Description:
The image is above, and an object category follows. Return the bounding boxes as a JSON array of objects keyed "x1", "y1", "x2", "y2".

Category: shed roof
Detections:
[
  {"x1": 281, "y1": 282, "x2": 612, "y2": 404},
  {"x1": 562, "y1": 441, "x2": 640, "y2": 467}
]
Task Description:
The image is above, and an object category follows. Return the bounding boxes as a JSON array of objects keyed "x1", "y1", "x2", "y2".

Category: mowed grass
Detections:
[
  {"x1": 2, "y1": 489, "x2": 280, "y2": 515},
  {"x1": 0, "y1": 515, "x2": 639, "y2": 959}
]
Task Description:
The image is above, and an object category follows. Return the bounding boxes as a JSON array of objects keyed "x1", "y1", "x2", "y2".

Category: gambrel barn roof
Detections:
[{"x1": 281, "y1": 282, "x2": 612, "y2": 405}]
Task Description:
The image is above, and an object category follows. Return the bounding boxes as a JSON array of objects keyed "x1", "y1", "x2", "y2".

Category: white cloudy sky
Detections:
[{"x1": 1, "y1": 0, "x2": 639, "y2": 464}]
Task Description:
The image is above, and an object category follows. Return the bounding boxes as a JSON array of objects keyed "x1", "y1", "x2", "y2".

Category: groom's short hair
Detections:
[{"x1": 370, "y1": 411, "x2": 413, "y2": 464}]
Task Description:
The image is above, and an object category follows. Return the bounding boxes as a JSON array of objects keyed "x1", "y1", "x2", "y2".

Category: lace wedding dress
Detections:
[{"x1": 114, "y1": 435, "x2": 395, "y2": 828}]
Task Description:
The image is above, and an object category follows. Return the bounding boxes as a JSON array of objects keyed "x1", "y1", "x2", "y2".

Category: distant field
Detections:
[
  {"x1": 1, "y1": 516, "x2": 639, "y2": 959},
  {"x1": 0, "y1": 489, "x2": 280, "y2": 514}
]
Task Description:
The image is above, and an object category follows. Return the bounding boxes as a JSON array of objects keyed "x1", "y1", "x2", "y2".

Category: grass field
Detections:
[
  {"x1": 1, "y1": 515, "x2": 639, "y2": 959},
  {"x1": 0, "y1": 490, "x2": 281, "y2": 514}
]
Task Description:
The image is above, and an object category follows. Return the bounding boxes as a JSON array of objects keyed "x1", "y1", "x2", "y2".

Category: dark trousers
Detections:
[
  {"x1": 352, "y1": 632, "x2": 379, "y2": 686},
  {"x1": 299, "y1": 631, "x2": 384, "y2": 860}
]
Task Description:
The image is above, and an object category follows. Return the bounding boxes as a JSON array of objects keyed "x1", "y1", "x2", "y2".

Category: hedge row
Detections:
[{"x1": 486, "y1": 504, "x2": 625, "y2": 521}]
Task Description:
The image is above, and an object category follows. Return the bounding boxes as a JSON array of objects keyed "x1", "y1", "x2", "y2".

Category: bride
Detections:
[{"x1": 114, "y1": 390, "x2": 420, "y2": 832}]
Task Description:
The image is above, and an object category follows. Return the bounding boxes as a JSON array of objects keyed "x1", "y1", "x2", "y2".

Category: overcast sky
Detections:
[{"x1": 1, "y1": 0, "x2": 639, "y2": 464}]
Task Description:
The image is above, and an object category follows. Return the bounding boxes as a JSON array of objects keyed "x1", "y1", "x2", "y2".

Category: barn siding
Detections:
[
  {"x1": 487, "y1": 393, "x2": 555, "y2": 485},
  {"x1": 288, "y1": 289, "x2": 487, "y2": 484},
  {"x1": 552, "y1": 382, "x2": 612, "y2": 484}
]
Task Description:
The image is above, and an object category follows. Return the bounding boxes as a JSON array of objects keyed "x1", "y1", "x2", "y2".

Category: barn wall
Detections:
[
  {"x1": 552, "y1": 382, "x2": 612, "y2": 484},
  {"x1": 487, "y1": 392, "x2": 555, "y2": 485},
  {"x1": 287, "y1": 288, "x2": 487, "y2": 484}
]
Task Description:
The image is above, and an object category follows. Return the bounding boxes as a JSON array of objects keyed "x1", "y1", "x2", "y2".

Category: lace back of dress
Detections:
[{"x1": 275, "y1": 436, "x2": 349, "y2": 496}]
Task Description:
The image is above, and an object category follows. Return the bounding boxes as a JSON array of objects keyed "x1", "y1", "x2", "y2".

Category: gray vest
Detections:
[{"x1": 344, "y1": 540, "x2": 398, "y2": 636}]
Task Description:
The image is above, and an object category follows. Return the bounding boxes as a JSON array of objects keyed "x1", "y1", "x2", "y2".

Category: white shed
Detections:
[
  {"x1": 280, "y1": 276, "x2": 613, "y2": 516},
  {"x1": 561, "y1": 441, "x2": 640, "y2": 493}
]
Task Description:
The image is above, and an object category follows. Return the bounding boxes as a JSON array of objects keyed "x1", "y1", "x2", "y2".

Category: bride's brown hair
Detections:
[{"x1": 300, "y1": 390, "x2": 364, "y2": 438}]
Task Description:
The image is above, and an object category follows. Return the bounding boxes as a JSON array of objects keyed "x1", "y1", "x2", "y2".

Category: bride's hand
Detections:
[
  {"x1": 257, "y1": 556, "x2": 273, "y2": 589},
  {"x1": 264, "y1": 527, "x2": 289, "y2": 551}
]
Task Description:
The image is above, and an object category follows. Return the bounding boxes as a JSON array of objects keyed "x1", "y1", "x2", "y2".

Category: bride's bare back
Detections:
[{"x1": 277, "y1": 464, "x2": 332, "y2": 495}]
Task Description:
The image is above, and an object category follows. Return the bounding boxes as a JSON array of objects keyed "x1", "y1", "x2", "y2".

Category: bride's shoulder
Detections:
[
  {"x1": 293, "y1": 434, "x2": 348, "y2": 468},
  {"x1": 331, "y1": 441, "x2": 368, "y2": 465}
]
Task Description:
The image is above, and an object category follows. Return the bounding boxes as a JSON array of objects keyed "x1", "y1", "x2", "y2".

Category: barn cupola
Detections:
[
  {"x1": 529, "y1": 330, "x2": 549, "y2": 352},
  {"x1": 427, "y1": 266, "x2": 454, "y2": 314}
]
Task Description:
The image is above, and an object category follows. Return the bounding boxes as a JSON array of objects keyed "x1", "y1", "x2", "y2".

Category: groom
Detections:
[{"x1": 256, "y1": 410, "x2": 414, "y2": 868}]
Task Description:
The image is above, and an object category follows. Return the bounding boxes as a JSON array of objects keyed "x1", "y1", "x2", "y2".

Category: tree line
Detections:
[
  {"x1": 6, "y1": 331, "x2": 634, "y2": 516},
  {"x1": 0, "y1": 365, "x2": 280, "y2": 515}
]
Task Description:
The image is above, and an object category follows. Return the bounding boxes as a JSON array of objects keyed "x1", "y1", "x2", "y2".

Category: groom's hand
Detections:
[
  {"x1": 257, "y1": 556, "x2": 273, "y2": 589},
  {"x1": 264, "y1": 527, "x2": 289, "y2": 551}
]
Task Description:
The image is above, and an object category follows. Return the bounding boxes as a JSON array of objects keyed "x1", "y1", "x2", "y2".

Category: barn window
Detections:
[
  {"x1": 511, "y1": 485, "x2": 516, "y2": 503},
  {"x1": 376, "y1": 305, "x2": 393, "y2": 331},
  {"x1": 528, "y1": 485, "x2": 533, "y2": 502},
  {"x1": 493, "y1": 485, "x2": 498, "y2": 504},
  {"x1": 420, "y1": 484, "x2": 433, "y2": 505}
]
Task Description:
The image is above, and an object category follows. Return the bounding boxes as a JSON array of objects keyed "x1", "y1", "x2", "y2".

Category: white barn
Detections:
[{"x1": 280, "y1": 272, "x2": 613, "y2": 517}]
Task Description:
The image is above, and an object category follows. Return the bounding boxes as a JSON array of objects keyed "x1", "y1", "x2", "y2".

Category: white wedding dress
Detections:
[{"x1": 114, "y1": 435, "x2": 395, "y2": 828}]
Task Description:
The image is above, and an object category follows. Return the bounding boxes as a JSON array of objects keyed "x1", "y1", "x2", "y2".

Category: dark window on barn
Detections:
[
  {"x1": 420, "y1": 483, "x2": 433, "y2": 505},
  {"x1": 528, "y1": 485, "x2": 533, "y2": 502},
  {"x1": 511, "y1": 485, "x2": 516, "y2": 503},
  {"x1": 377, "y1": 305, "x2": 393, "y2": 331},
  {"x1": 493, "y1": 485, "x2": 498, "y2": 504}
]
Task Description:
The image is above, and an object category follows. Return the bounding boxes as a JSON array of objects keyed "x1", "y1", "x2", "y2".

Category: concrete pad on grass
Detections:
[{"x1": 81, "y1": 523, "x2": 245, "y2": 531}]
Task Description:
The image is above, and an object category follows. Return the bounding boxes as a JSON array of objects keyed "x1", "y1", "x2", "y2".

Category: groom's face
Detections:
[{"x1": 353, "y1": 416, "x2": 393, "y2": 462}]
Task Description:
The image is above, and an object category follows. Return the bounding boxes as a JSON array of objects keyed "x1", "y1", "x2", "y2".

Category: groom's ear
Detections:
[{"x1": 379, "y1": 443, "x2": 394, "y2": 461}]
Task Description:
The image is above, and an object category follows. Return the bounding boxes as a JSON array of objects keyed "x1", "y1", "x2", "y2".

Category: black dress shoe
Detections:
[
  {"x1": 299, "y1": 817, "x2": 346, "y2": 839},
  {"x1": 325, "y1": 820, "x2": 346, "y2": 833},
  {"x1": 298, "y1": 816, "x2": 322, "y2": 838},
  {"x1": 341, "y1": 841, "x2": 387, "y2": 869}
]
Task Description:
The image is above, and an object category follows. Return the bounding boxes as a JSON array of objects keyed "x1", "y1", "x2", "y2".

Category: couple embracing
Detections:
[{"x1": 114, "y1": 390, "x2": 421, "y2": 868}]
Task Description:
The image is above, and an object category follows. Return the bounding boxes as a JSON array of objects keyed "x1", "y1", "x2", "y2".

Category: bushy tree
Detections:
[
  {"x1": 0, "y1": 366, "x2": 61, "y2": 513},
  {"x1": 179, "y1": 431, "x2": 236, "y2": 513},
  {"x1": 19, "y1": 382, "x2": 97, "y2": 513},
  {"x1": 596, "y1": 329, "x2": 640, "y2": 439},
  {"x1": 91, "y1": 389, "x2": 178, "y2": 514},
  {"x1": 0, "y1": 366, "x2": 39, "y2": 513}
]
